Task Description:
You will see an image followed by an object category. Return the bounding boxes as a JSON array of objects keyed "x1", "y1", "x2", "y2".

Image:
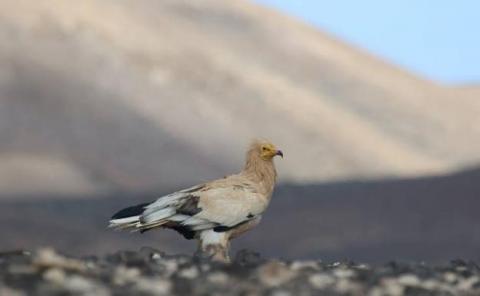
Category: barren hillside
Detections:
[{"x1": 0, "y1": 0, "x2": 479, "y2": 196}]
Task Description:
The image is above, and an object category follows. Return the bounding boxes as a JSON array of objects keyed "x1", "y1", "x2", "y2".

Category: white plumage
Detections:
[{"x1": 109, "y1": 139, "x2": 283, "y2": 262}]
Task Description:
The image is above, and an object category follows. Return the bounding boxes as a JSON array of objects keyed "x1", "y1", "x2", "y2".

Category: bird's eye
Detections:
[{"x1": 262, "y1": 147, "x2": 267, "y2": 151}]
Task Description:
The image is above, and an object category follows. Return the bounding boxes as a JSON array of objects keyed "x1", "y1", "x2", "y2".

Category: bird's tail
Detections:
[
  {"x1": 109, "y1": 187, "x2": 203, "y2": 233},
  {"x1": 108, "y1": 201, "x2": 180, "y2": 232},
  {"x1": 108, "y1": 202, "x2": 151, "y2": 231}
]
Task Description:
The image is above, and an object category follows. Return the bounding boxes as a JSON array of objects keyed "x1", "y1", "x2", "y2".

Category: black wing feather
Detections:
[{"x1": 111, "y1": 202, "x2": 151, "y2": 219}]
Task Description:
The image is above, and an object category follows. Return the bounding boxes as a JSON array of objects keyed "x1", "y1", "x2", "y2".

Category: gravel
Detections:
[{"x1": 0, "y1": 248, "x2": 479, "y2": 295}]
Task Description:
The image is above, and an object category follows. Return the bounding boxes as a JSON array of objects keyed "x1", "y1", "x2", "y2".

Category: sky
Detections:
[{"x1": 255, "y1": 0, "x2": 480, "y2": 84}]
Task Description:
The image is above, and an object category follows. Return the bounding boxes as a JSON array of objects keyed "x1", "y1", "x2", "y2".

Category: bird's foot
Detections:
[{"x1": 197, "y1": 244, "x2": 230, "y2": 263}]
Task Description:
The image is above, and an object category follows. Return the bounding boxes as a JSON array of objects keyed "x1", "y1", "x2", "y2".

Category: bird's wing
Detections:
[
  {"x1": 139, "y1": 175, "x2": 267, "y2": 232},
  {"x1": 140, "y1": 183, "x2": 207, "y2": 222},
  {"x1": 180, "y1": 177, "x2": 268, "y2": 230}
]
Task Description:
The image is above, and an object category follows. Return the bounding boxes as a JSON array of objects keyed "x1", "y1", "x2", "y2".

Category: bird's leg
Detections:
[
  {"x1": 198, "y1": 230, "x2": 230, "y2": 263},
  {"x1": 205, "y1": 244, "x2": 230, "y2": 263}
]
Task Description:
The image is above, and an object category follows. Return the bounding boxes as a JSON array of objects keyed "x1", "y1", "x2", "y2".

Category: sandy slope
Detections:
[{"x1": 0, "y1": 0, "x2": 478, "y2": 196}]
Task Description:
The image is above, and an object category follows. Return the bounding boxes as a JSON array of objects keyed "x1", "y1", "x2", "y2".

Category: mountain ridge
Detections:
[{"x1": 0, "y1": 0, "x2": 478, "y2": 196}]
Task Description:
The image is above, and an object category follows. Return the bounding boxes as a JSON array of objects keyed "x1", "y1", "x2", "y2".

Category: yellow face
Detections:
[{"x1": 260, "y1": 142, "x2": 283, "y2": 160}]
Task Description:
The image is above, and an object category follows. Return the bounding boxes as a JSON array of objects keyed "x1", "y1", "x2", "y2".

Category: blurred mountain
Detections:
[{"x1": 0, "y1": 0, "x2": 479, "y2": 196}]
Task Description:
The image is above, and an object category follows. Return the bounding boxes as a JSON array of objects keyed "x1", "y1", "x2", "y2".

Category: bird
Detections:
[{"x1": 108, "y1": 139, "x2": 283, "y2": 262}]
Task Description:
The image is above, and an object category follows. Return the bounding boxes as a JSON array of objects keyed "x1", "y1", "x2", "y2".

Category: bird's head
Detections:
[{"x1": 251, "y1": 139, "x2": 283, "y2": 160}]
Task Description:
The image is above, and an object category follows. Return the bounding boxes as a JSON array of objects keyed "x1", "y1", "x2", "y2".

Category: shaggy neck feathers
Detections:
[{"x1": 242, "y1": 144, "x2": 277, "y2": 196}]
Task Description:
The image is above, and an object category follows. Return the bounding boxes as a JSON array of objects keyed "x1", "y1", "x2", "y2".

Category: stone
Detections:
[
  {"x1": 135, "y1": 278, "x2": 171, "y2": 295},
  {"x1": 178, "y1": 266, "x2": 199, "y2": 279},
  {"x1": 43, "y1": 268, "x2": 66, "y2": 284},
  {"x1": 257, "y1": 261, "x2": 296, "y2": 287},
  {"x1": 207, "y1": 272, "x2": 229, "y2": 285},
  {"x1": 308, "y1": 273, "x2": 335, "y2": 289},
  {"x1": 1, "y1": 248, "x2": 480, "y2": 296},
  {"x1": 33, "y1": 248, "x2": 86, "y2": 272},
  {"x1": 112, "y1": 266, "x2": 141, "y2": 285}
]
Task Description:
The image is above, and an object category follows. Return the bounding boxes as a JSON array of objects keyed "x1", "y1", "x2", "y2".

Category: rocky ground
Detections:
[{"x1": 0, "y1": 248, "x2": 479, "y2": 296}]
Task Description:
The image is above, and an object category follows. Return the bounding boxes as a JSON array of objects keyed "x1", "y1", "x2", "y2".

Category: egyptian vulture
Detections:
[{"x1": 109, "y1": 139, "x2": 283, "y2": 262}]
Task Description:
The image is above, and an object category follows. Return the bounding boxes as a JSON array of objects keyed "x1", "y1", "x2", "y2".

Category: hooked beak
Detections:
[{"x1": 276, "y1": 150, "x2": 284, "y2": 158}]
